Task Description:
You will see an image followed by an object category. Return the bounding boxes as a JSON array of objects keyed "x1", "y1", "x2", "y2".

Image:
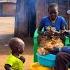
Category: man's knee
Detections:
[{"x1": 56, "y1": 52, "x2": 65, "y2": 60}]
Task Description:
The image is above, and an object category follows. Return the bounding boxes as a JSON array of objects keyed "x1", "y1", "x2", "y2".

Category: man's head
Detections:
[
  {"x1": 48, "y1": 3, "x2": 58, "y2": 21},
  {"x1": 9, "y1": 37, "x2": 25, "y2": 54}
]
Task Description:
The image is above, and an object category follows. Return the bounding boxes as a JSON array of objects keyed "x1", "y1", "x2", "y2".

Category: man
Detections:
[{"x1": 38, "y1": 3, "x2": 67, "y2": 34}]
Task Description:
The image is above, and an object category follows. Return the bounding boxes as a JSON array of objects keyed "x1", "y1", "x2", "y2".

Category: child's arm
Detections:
[
  {"x1": 4, "y1": 64, "x2": 11, "y2": 70},
  {"x1": 19, "y1": 56, "x2": 25, "y2": 63}
]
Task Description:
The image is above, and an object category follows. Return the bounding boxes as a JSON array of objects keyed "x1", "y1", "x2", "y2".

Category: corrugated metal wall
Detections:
[
  {"x1": 36, "y1": 0, "x2": 70, "y2": 29},
  {"x1": 0, "y1": 2, "x2": 16, "y2": 16},
  {"x1": 0, "y1": 0, "x2": 16, "y2": 3},
  {"x1": 15, "y1": 0, "x2": 70, "y2": 37},
  {"x1": 15, "y1": 0, "x2": 36, "y2": 37}
]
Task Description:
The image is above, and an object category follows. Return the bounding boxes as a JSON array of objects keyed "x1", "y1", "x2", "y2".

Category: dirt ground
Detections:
[
  {"x1": 0, "y1": 17, "x2": 70, "y2": 70},
  {"x1": 0, "y1": 37, "x2": 33, "y2": 70},
  {"x1": 0, "y1": 17, "x2": 33, "y2": 70}
]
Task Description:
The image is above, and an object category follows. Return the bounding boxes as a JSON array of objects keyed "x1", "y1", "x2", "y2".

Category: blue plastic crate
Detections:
[{"x1": 36, "y1": 53, "x2": 56, "y2": 68}]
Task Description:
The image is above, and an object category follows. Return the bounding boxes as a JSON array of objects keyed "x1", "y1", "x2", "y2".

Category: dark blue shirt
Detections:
[
  {"x1": 39, "y1": 16, "x2": 67, "y2": 31},
  {"x1": 49, "y1": 46, "x2": 70, "y2": 55}
]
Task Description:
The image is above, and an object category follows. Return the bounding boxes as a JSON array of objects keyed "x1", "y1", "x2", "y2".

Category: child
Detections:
[{"x1": 4, "y1": 37, "x2": 25, "y2": 70}]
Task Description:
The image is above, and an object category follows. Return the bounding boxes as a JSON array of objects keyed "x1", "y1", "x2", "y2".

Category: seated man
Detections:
[
  {"x1": 38, "y1": 3, "x2": 67, "y2": 35},
  {"x1": 37, "y1": 3, "x2": 70, "y2": 70}
]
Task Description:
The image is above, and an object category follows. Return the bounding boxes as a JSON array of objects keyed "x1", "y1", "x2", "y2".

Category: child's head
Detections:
[
  {"x1": 9, "y1": 37, "x2": 25, "y2": 54},
  {"x1": 48, "y1": 3, "x2": 58, "y2": 21}
]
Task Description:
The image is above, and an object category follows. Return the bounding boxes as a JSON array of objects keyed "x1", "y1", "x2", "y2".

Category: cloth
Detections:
[
  {"x1": 6, "y1": 54, "x2": 24, "y2": 70},
  {"x1": 49, "y1": 46, "x2": 70, "y2": 54},
  {"x1": 38, "y1": 16, "x2": 67, "y2": 31},
  {"x1": 55, "y1": 52, "x2": 70, "y2": 70}
]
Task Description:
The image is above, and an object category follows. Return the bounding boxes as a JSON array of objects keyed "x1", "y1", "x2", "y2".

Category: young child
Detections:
[{"x1": 4, "y1": 37, "x2": 25, "y2": 70}]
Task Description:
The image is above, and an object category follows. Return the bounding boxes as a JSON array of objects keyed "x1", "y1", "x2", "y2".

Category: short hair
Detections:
[
  {"x1": 9, "y1": 37, "x2": 25, "y2": 50},
  {"x1": 48, "y1": 3, "x2": 58, "y2": 9}
]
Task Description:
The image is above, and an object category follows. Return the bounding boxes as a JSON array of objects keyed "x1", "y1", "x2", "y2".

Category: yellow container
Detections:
[{"x1": 30, "y1": 62, "x2": 54, "y2": 70}]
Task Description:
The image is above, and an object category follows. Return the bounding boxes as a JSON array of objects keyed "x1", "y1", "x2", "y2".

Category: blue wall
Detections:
[
  {"x1": 15, "y1": 0, "x2": 70, "y2": 37},
  {"x1": 15, "y1": 0, "x2": 36, "y2": 37},
  {"x1": 36, "y1": 0, "x2": 70, "y2": 28}
]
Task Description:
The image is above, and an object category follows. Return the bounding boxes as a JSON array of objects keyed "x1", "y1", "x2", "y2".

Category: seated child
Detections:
[{"x1": 4, "y1": 37, "x2": 25, "y2": 70}]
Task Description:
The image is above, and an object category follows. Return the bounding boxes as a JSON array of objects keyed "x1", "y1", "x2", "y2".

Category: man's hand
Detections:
[{"x1": 37, "y1": 47, "x2": 49, "y2": 55}]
